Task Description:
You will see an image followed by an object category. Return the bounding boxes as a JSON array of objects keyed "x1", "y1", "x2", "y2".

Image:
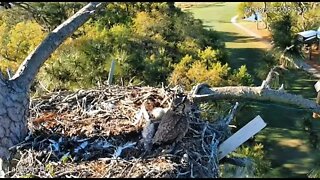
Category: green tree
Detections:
[
  {"x1": 0, "y1": 20, "x2": 46, "y2": 74},
  {"x1": 269, "y1": 14, "x2": 295, "y2": 49}
]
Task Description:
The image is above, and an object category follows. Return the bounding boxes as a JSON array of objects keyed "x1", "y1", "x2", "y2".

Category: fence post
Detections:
[{"x1": 107, "y1": 59, "x2": 116, "y2": 85}]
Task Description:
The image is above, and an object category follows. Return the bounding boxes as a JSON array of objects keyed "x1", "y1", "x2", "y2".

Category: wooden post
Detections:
[
  {"x1": 6, "y1": 68, "x2": 12, "y2": 79},
  {"x1": 107, "y1": 59, "x2": 116, "y2": 85}
]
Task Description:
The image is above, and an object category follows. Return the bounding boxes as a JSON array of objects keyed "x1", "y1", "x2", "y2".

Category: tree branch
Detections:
[
  {"x1": 261, "y1": 66, "x2": 278, "y2": 89},
  {"x1": 10, "y1": 2, "x2": 105, "y2": 90},
  {"x1": 223, "y1": 102, "x2": 239, "y2": 125},
  {"x1": 191, "y1": 83, "x2": 320, "y2": 113},
  {"x1": 12, "y1": 2, "x2": 53, "y2": 32}
]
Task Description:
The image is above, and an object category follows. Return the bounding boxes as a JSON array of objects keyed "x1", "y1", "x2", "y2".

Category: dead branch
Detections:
[
  {"x1": 191, "y1": 83, "x2": 320, "y2": 113},
  {"x1": 261, "y1": 66, "x2": 284, "y2": 89},
  {"x1": 223, "y1": 102, "x2": 239, "y2": 125}
]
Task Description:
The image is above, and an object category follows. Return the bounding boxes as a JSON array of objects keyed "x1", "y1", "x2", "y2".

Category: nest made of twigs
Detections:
[{"x1": 7, "y1": 85, "x2": 230, "y2": 178}]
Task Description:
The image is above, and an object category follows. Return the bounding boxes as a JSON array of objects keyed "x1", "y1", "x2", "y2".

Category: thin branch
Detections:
[
  {"x1": 220, "y1": 157, "x2": 251, "y2": 167},
  {"x1": 6, "y1": 68, "x2": 12, "y2": 79},
  {"x1": 10, "y1": 2, "x2": 106, "y2": 90},
  {"x1": 224, "y1": 102, "x2": 239, "y2": 125}
]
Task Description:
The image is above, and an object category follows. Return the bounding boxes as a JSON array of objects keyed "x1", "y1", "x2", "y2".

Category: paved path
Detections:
[
  {"x1": 231, "y1": 15, "x2": 262, "y2": 39},
  {"x1": 230, "y1": 15, "x2": 272, "y2": 49}
]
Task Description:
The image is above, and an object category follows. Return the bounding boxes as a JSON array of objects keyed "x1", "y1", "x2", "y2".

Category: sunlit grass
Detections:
[{"x1": 188, "y1": 2, "x2": 318, "y2": 177}]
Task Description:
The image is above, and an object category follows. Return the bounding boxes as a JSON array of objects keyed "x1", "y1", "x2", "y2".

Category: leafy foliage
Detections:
[
  {"x1": 237, "y1": 2, "x2": 320, "y2": 59},
  {"x1": 220, "y1": 143, "x2": 272, "y2": 177},
  {"x1": 22, "y1": 2, "x2": 85, "y2": 32},
  {"x1": 269, "y1": 14, "x2": 296, "y2": 49},
  {"x1": 0, "y1": 20, "x2": 46, "y2": 75},
  {"x1": 0, "y1": 2, "x2": 250, "y2": 109},
  {"x1": 230, "y1": 65, "x2": 253, "y2": 86},
  {"x1": 170, "y1": 51, "x2": 252, "y2": 90},
  {"x1": 237, "y1": 2, "x2": 254, "y2": 18},
  {"x1": 33, "y1": 2, "x2": 234, "y2": 90}
]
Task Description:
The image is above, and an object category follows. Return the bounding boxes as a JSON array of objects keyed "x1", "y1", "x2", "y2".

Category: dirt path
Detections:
[
  {"x1": 231, "y1": 15, "x2": 262, "y2": 39},
  {"x1": 230, "y1": 15, "x2": 272, "y2": 49}
]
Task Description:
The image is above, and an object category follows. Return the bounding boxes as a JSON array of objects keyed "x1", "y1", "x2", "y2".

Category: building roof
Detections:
[{"x1": 297, "y1": 30, "x2": 317, "y2": 38}]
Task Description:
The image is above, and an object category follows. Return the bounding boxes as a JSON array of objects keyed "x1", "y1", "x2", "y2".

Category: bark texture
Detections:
[
  {"x1": 191, "y1": 84, "x2": 320, "y2": 113},
  {"x1": 0, "y1": 82, "x2": 29, "y2": 160}
]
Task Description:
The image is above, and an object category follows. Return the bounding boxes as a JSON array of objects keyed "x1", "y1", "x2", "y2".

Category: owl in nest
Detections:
[{"x1": 152, "y1": 94, "x2": 193, "y2": 146}]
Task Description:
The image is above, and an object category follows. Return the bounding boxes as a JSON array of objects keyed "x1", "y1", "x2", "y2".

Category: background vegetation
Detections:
[
  {"x1": 1, "y1": 2, "x2": 319, "y2": 178},
  {"x1": 0, "y1": 2, "x2": 251, "y2": 93}
]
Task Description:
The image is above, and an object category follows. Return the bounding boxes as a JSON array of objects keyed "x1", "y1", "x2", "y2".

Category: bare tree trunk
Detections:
[
  {"x1": 0, "y1": 81, "x2": 29, "y2": 160},
  {"x1": 0, "y1": 2, "x2": 105, "y2": 161}
]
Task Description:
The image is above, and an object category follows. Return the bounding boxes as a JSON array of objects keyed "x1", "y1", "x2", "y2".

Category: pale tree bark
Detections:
[
  {"x1": 190, "y1": 67, "x2": 320, "y2": 114},
  {"x1": 191, "y1": 85, "x2": 320, "y2": 113},
  {"x1": 0, "y1": 81, "x2": 29, "y2": 160},
  {"x1": 0, "y1": 2, "x2": 105, "y2": 162}
]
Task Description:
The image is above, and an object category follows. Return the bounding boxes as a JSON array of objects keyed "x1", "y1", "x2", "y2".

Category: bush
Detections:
[
  {"x1": 220, "y1": 143, "x2": 271, "y2": 177},
  {"x1": 0, "y1": 20, "x2": 46, "y2": 75}
]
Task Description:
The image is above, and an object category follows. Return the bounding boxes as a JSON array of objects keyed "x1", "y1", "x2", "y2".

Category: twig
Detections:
[
  {"x1": 190, "y1": 163, "x2": 194, "y2": 178},
  {"x1": 224, "y1": 102, "x2": 239, "y2": 125},
  {"x1": 53, "y1": 170, "x2": 80, "y2": 178},
  {"x1": 126, "y1": 158, "x2": 140, "y2": 177},
  {"x1": 201, "y1": 122, "x2": 209, "y2": 155}
]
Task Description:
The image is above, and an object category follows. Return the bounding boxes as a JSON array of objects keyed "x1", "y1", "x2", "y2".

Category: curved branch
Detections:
[
  {"x1": 10, "y1": 2, "x2": 105, "y2": 90},
  {"x1": 191, "y1": 84, "x2": 320, "y2": 113}
]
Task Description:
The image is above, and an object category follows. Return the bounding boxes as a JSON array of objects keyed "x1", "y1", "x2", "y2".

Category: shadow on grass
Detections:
[
  {"x1": 233, "y1": 69, "x2": 318, "y2": 177},
  {"x1": 216, "y1": 31, "x2": 266, "y2": 45},
  {"x1": 258, "y1": 127, "x2": 316, "y2": 178},
  {"x1": 236, "y1": 103, "x2": 314, "y2": 177},
  {"x1": 206, "y1": 31, "x2": 271, "y2": 83},
  {"x1": 281, "y1": 70, "x2": 317, "y2": 99},
  {"x1": 225, "y1": 48, "x2": 268, "y2": 83}
]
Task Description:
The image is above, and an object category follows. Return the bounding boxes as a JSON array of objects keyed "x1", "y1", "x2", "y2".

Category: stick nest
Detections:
[{"x1": 7, "y1": 85, "x2": 232, "y2": 178}]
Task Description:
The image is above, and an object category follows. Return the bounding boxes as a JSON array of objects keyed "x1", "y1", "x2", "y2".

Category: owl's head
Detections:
[{"x1": 171, "y1": 94, "x2": 194, "y2": 115}]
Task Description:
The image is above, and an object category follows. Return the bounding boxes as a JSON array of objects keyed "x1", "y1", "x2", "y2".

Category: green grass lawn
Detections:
[
  {"x1": 185, "y1": 2, "x2": 268, "y2": 84},
  {"x1": 187, "y1": 2, "x2": 319, "y2": 178}
]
